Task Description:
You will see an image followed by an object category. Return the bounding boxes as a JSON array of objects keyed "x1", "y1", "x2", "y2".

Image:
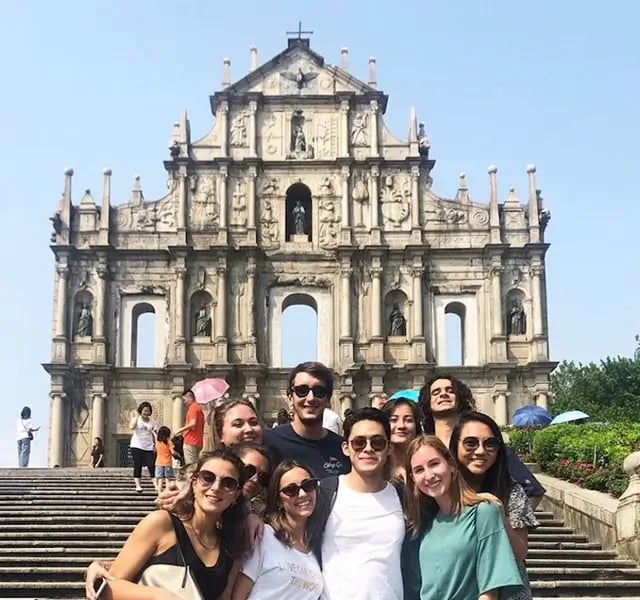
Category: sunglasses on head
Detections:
[
  {"x1": 279, "y1": 478, "x2": 319, "y2": 498},
  {"x1": 461, "y1": 436, "x2": 501, "y2": 452},
  {"x1": 292, "y1": 384, "x2": 329, "y2": 399},
  {"x1": 195, "y1": 470, "x2": 240, "y2": 493},
  {"x1": 349, "y1": 435, "x2": 388, "y2": 452},
  {"x1": 243, "y1": 464, "x2": 271, "y2": 487}
]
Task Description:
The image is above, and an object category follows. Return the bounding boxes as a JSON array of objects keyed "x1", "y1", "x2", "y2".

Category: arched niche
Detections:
[
  {"x1": 444, "y1": 302, "x2": 465, "y2": 365},
  {"x1": 190, "y1": 290, "x2": 213, "y2": 340},
  {"x1": 506, "y1": 289, "x2": 527, "y2": 337},
  {"x1": 384, "y1": 290, "x2": 408, "y2": 339},
  {"x1": 281, "y1": 294, "x2": 318, "y2": 367},
  {"x1": 73, "y1": 290, "x2": 94, "y2": 339},
  {"x1": 131, "y1": 302, "x2": 155, "y2": 367},
  {"x1": 285, "y1": 183, "x2": 312, "y2": 241},
  {"x1": 118, "y1": 295, "x2": 167, "y2": 368},
  {"x1": 433, "y1": 294, "x2": 478, "y2": 366}
]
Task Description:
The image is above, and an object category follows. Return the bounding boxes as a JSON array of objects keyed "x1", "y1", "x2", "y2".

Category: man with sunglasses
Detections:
[
  {"x1": 317, "y1": 407, "x2": 404, "y2": 600},
  {"x1": 263, "y1": 361, "x2": 350, "y2": 478},
  {"x1": 419, "y1": 374, "x2": 545, "y2": 507}
]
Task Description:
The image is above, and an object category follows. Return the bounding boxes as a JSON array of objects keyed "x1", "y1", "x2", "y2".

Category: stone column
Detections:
[
  {"x1": 175, "y1": 267, "x2": 186, "y2": 341},
  {"x1": 369, "y1": 100, "x2": 379, "y2": 157},
  {"x1": 54, "y1": 265, "x2": 69, "y2": 338},
  {"x1": 49, "y1": 392, "x2": 65, "y2": 467},
  {"x1": 94, "y1": 265, "x2": 107, "y2": 339},
  {"x1": 247, "y1": 167, "x2": 257, "y2": 229},
  {"x1": 491, "y1": 266, "x2": 503, "y2": 336},
  {"x1": 339, "y1": 100, "x2": 349, "y2": 157},
  {"x1": 493, "y1": 392, "x2": 508, "y2": 427},
  {"x1": 172, "y1": 393, "x2": 184, "y2": 433},
  {"x1": 535, "y1": 391, "x2": 548, "y2": 411},
  {"x1": 370, "y1": 165, "x2": 379, "y2": 228},
  {"x1": 370, "y1": 266, "x2": 382, "y2": 338},
  {"x1": 340, "y1": 267, "x2": 352, "y2": 338},
  {"x1": 530, "y1": 265, "x2": 544, "y2": 336},
  {"x1": 341, "y1": 166, "x2": 350, "y2": 228},
  {"x1": 91, "y1": 393, "x2": 106, "y2": 442},
  {"x1": 248, "y1": 101, "x2": 257, "y2": 157},
  {"x1": 410, "y1": 166, "x2": 420, "y2": 230},
  {"x1": 615, "y1": 452, "x2": 640, "y2": 562},
  {"x1": 219, "y1": 167, "x2": 228, "y2": 229},
  {"x1": 412, "y1": 267, "x2": 423, "y2": 338},
  {"x1": 177, "y1": 168, "x2": 187, "y2": 232},
  {"x1": 219, "y1": 101, "x2": 229, "y2": 157},
  {"x1": 215, "y1": 266, "x2": 227, "y2": 340}
]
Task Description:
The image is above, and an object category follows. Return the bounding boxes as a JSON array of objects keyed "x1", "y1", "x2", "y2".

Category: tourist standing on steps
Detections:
[
  {"x1": 231, "y1": 460, "x2": 323, "y2": 600},
  {"x1": 129, "y1": 402, "x2": 157, "y2": 493},
  {"x1": 154, "y1": 427, "x2": 175, "y2": 494},
  {"x1": 17, "y1": 406, "x2": 39, "y2": 468},
  {"x1": 450, "y1": 411, "x2": 538, "y2": 600},
  {"x1": 263, "y1": 361, "x2": 350, "y2": 478},
  {"x1": 174, "y1": 390, "x2": 205, "y2": 469},
  {"x1": 272, "y1": 407, "x2": 291, "y2": 428},
  {"x1": 91, "y1": 437, "x2": 104, "y2": 468}
]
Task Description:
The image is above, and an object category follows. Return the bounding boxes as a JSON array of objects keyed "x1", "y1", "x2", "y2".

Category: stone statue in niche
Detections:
[
  {"x1": 293, "y1": 125, "x2": 306, "y2": 153},
  {"x1": 388, "y1": 303, "x2": 407, "y2": 337},
  {"x1": 231, "y1": 182, "x2": 247, "y2": 226},
  {"x1": 76, "y1": 303, "x2": 93, "y2": 337},
  {"x1": 292, "y1": 200, "x2": 306, "y2": 235},
  {"x1": 351, "y1": 112, "x2": 369, "y2": 146},
  {"x1": 230, "y1": 112, "x2": 248, "y2": 147},
  {"x1": 418, "y1": 122, "x2": 430, "y2": 157},
  {"x1": 288, "y1": 112, "x2": 314, "y2": 160},
  {"x1": 352, "y1": 177, "x2": 369, "y2": 226},
  {"x1": 194, "y1": 304, "x2": 212, "y2": 337},
  {"x1": 507, "y1": 299, "x2": 526, "y2": 336},
  {"x1": 260, "y1": 200, "x2": 279, "y2": 244}
]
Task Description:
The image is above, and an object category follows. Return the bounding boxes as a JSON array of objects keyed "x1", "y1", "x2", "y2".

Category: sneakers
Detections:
[{"x1": 135, "y1": 485, "x2": 143, "y2": 493}]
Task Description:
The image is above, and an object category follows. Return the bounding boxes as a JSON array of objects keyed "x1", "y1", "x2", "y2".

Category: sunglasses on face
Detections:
[
  {"x1": 243, "y1": 464, "x2": 271, "y2": 487},
  {"x1": 195, "y1": 470, "x2": 240, "y2": 493},
  {"x1": 349, "y1": 435, "x2": 388, "y2": 452},
  {"x1": 461, "y1": 436, "x2": 501, "y2": 452},
  {"x1": 292, "y1": 384, "x2": 329, "y2": 399},
  {"x1": 280, "y1": 477, "x2": 319, "y2": 497}
]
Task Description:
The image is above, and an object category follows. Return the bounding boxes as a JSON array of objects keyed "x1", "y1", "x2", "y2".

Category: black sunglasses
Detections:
[
  {"x1": 292, "y1": 384, "x2": 329, "y2": 399},
  {"x1": 279, "y1": 478, "x2": 319, "y2": 497},
  {"x1": 461, "y1": 436, "x2": 501, "y2": 452},
  {"x1": 195, "y1": 470, "x2": 240, "y2": 493},
  {"x1": 349, "y1": 435, "x2": 388, "y2": 452},
  {"x1": 243, "y1": 464, "x2": 271, "y2": 487}
]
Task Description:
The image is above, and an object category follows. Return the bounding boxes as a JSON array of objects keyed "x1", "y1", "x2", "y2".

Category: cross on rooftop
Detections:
[{"x1": 286, "y1": 21, "x2": 313, "y2": 40}]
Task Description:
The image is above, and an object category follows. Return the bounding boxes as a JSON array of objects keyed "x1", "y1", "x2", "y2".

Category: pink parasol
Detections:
[{"x1": 191, "y1": 378, "x2": 230, "y2": 405}]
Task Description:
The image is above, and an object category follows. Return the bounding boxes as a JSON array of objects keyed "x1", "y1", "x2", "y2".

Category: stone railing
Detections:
[{"x1": 538, "y1": 451, "x2": 640, "y2": 563}]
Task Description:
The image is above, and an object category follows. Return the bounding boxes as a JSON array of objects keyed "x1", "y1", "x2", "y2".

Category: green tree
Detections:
[{"x1": 550, "y1": 339, "x2": 640, "y2": 422}]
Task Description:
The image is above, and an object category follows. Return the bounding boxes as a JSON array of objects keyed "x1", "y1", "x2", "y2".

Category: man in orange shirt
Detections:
[{"x1": 174, "y1": 390, "x2": 204, "y2": 468}]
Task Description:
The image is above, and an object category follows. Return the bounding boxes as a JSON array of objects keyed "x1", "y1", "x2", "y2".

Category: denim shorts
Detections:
[{"x1": 155, "y1": 465, "x2": 174, "y2": 478}]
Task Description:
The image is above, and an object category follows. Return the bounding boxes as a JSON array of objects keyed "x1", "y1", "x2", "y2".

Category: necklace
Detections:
[{"x1": 188, "y1": 524, "x2": 219, "y2": 551}]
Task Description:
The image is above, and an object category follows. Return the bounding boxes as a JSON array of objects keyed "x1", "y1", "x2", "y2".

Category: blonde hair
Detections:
[{"x1": 404, "y1": 435, "x2": 482, "y2": 537}]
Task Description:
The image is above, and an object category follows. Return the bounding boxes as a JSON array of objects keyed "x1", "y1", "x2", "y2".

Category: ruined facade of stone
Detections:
[{"x1": 44, "y1": 38, "x2": 554, "y2": 466}]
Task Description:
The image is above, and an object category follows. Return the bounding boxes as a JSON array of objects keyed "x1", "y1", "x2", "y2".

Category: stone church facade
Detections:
[{"x1": 44, "y1": 37, "x2": 554, "y2": 467}]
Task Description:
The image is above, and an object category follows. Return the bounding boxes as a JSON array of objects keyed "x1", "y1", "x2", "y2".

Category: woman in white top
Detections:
[
  {"x1": 129, "y1": 402, "x2": 158, "y2": 492},
  {"x1": 232, "y1": 459, "x2": 323, "y2": 600},
  {"x1": 17, "y1": 406, "x2": 40, "y2": 468}
]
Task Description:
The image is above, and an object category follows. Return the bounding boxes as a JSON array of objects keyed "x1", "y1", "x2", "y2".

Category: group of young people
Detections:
[{"x1": 84, "y1": 361, "x2": 543, "y2": 600}]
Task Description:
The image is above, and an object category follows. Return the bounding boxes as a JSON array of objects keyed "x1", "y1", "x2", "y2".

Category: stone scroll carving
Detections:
[
  {"x1": 318, "y1": 199, "x2": 340, "y2": 249},
  {"x1": 380, "y1": 174, "x2": 410, "y2": 228},
  {"x1": 116, "y1": 182, "x2": 177, "y2": 232}
]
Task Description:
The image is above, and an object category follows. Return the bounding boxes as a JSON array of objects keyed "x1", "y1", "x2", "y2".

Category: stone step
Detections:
[
  {"x1": 529, "y1": 541, "x2": 602, "y2": 550},
  {"x1": 0, "y1": 567, "x2": 85, "y2": 581},
  {"x1": 527, "y1": 559, "x2": 637, "y2": 569},
  {"x1": 0, "y1": 531, "x2": 129, "y2": 540},
  {"x1": 528, "y1": 549, "x2": 617, "y2": 559},
  {"x1": 533, "y1": 526, "x2": 576, "y2": 534},
  {"x1": 0, "y1": 515, "x2": 145, "y2": 523},
  {"x1": 529, "y1": 533, "x2": 588, "y2": 542},
  {"x1": 527, "y1": 567, "x2": 640, "y2": 580},
  {"x1": 0, "y1": 548, "x2": 119, "y2": 556},
  {"x1": 531, "y1": 579, "x2": 640, "y2": 596},
  {"x1": 0, "y1": 498, "x2": 155, "y2": 507},
  {"x1": 0, "y1": 581, "x2": 83, "y2": 599},
  {"x1": 0, "y1": 509, "x2": 149, "y2": 516}
]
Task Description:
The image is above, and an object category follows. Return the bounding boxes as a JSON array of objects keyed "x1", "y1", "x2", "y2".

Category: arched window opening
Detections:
[
  {"x1": 285, "y1": 183, "x2": 312, "y2": 241},
  {"x1": 131, "y1": 303, "x2": 155, "y2": 367},
  {"x1": 444, "y1": 302, "x2": 466, "y2": 366},
  {"x1": 281, "y1": 294, "x2": 318, "y2": 367}
]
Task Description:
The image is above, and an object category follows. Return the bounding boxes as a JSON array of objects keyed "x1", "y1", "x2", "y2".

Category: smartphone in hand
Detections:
[{"x1": 94, "y1": 577, "x2": 108, "y2": 600}]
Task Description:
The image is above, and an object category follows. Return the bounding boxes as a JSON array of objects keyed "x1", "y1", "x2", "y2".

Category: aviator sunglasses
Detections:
[
  {"x1": 292, "y1": 384, "x2": 329, "y2": 399},
  {"x1": 461, "y1": 436, "x2": 501, "y2": 452},
  {"x1": 243, "y1": 464, "x2": 271, "y2": 487},
  {"x1": 195, "y1": 470, "x2": 240, "y2": 493},
  {"x1": 349, "y1": 435, "x2": 388, "y2": 452},
  {"x1": 279, "y1": 478, "x2": 319, "y2": 497}
]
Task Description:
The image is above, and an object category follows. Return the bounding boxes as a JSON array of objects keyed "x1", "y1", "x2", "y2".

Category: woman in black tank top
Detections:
[{"x1": 91, "y1": 448, "x2": 251, "y2": 599}]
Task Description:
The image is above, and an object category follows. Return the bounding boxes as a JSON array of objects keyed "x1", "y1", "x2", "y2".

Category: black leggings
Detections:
[{"x1": 130, "y1": 447, "x2": 155, "y2": 478}]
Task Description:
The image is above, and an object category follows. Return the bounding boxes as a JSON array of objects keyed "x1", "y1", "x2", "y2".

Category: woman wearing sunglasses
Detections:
[
  {"x1": 450, "y1": 412, "x2": 538, "y2": 600},
  {"x1": 381, "y1": 397, "x2": 423, "y2": 483},
  {"x1": 232, "y1": 442, "x2": 272, "y2": 516},
  {"x1": 231, "y1": 460, "x2": 323, "y2": 600},
  {"x1": 85, "y1": 449, "x2": 250, "y2": 600},
  {"x1": 403, "y1": 435, "x2": 523, "y2": 600}
]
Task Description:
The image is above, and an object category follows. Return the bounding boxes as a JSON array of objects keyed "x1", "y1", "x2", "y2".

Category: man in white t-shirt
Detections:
[
  {"x1": 320, "y1": 407, "x2": 405, "y2": 600},
  {"x1": 322, "y1": 407, "x2": 342, "y2": 435}
]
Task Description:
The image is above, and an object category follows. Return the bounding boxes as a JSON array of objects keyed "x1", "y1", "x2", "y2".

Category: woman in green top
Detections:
[{"x1": 403, "y1": 435, "x2": 523, "y2": 600}]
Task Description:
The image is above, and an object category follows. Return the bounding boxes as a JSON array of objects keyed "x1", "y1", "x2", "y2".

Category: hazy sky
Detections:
[{"x1": 1, "y1": 1, "x2": 638, "y2": 467}]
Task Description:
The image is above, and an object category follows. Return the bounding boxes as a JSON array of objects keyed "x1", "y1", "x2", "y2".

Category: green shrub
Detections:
[{"x1": 505, "y1": 427, "x2": 541, "y2": 461}]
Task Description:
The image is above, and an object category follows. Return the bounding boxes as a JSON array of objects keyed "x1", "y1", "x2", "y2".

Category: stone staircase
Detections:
[{"x1": 0, "y1": 468, "x2": 639, "y2": 599}]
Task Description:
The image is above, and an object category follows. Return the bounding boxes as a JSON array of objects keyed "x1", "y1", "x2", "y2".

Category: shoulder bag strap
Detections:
[{"x1": 167, "y1": 512, "x2": 192, "y2": 588}]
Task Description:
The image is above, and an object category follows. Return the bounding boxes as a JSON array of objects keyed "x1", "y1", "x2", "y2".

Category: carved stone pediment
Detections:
[{"x1": 115, "y1": 182, "x2": 177, "y2": 232}]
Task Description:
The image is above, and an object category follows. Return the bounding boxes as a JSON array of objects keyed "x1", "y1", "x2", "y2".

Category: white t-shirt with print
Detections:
[
  {"x1": 130, "y1": 417, "x2": 157, "y2": 451},
  {"x1": 16, "y1": 418, "x2": 32, "y2": 441},
  {"x1": 320, "y1": 475, "x2": 405, "y2": 600},
  {"x1": 242, "y1": 525, "x2": 323, "y2": 600}
]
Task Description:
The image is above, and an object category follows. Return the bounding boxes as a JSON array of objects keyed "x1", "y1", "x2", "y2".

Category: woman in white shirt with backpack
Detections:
[{"x1": 17, "y1": 406, "x2": 40, "y2": 468}]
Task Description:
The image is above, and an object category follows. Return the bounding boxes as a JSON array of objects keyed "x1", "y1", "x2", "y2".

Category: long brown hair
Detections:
[
  {"x1": 212, "y1": 398, "x2": 260, "y2": 448},
  {"x1": 263, "y1": 460, "x2": 321, "y2": 549},
  {"x1": 404, "y1": 435, "x2": 482, "y2": 537}
]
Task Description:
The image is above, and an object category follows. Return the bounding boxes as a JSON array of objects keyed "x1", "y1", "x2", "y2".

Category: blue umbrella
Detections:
[
  {"x1": 389, "y1": 389, "x2": 420, "y2": 403},
  {"x1": 512, "y1": 405, "x2": 552, "y2": 427},
  {"x1": 550, "y1": 410, "x2": 589, "y2": 425}
]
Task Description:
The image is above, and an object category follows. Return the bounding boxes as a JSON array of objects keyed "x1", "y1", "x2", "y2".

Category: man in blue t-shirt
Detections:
[{"x1": 263, "y1": 361, "x2": 350, "y2": 478}]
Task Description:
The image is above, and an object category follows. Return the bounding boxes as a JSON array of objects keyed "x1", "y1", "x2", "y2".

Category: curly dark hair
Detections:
[
  {"x1": 174, "y1": 449, "x2": 250, "y2": 559},
  {"x1": 418, "y1": 374, "x2": 476, "y2": 433}
]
